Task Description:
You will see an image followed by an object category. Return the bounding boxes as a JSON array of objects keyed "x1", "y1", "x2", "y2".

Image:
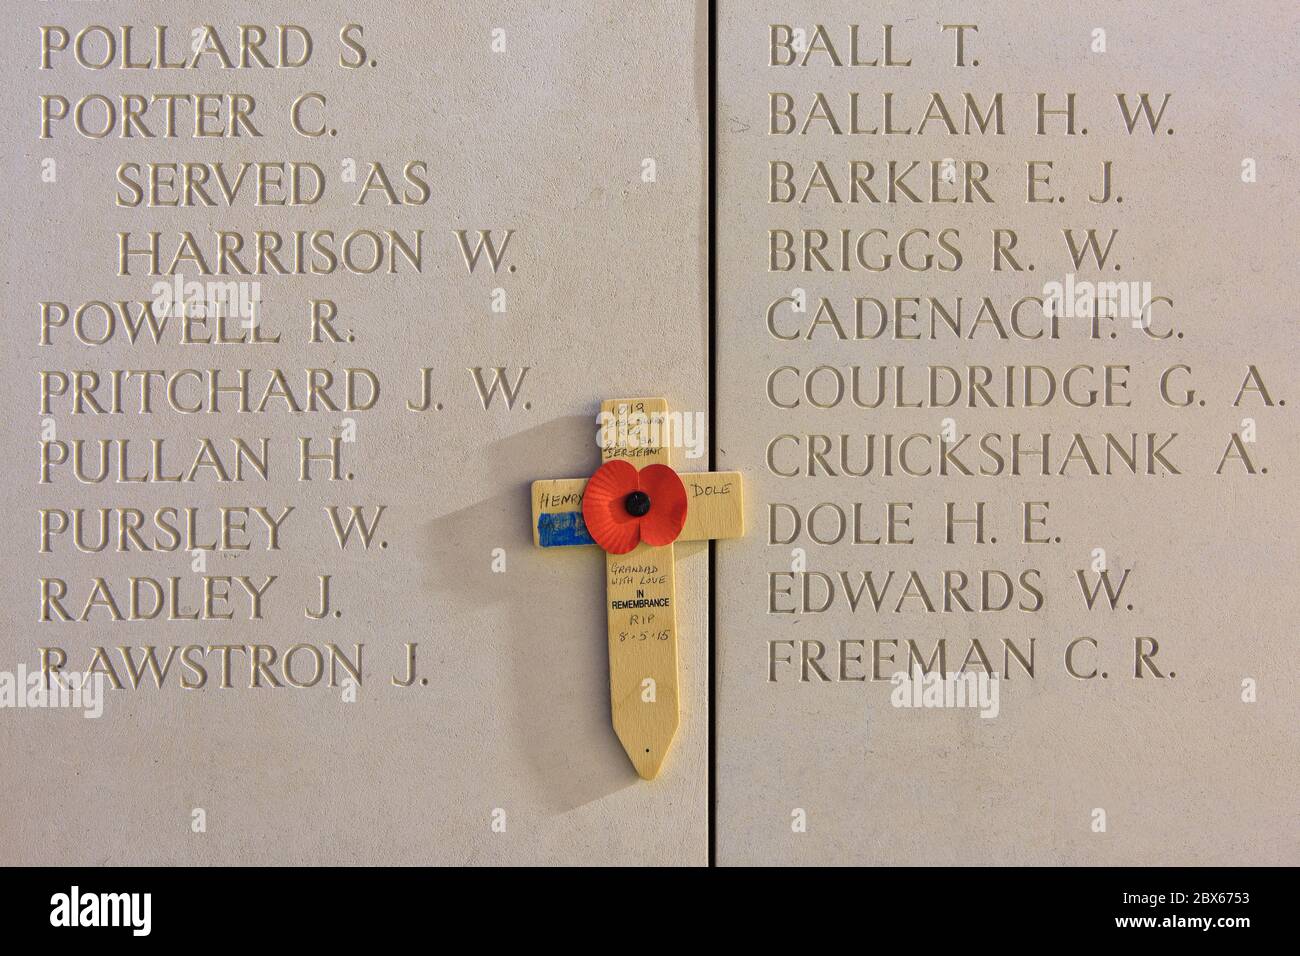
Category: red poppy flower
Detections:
[{"x1": 582, "y1": 460, "x2": 688, "y2": 554}]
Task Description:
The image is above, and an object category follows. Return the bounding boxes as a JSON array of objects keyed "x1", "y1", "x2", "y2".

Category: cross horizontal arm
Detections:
[{"x1": 530, "y1": 471, "x2": 744, "y2": 548}]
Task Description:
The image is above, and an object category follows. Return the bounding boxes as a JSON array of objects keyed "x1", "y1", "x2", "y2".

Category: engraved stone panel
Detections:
[
  {"x1": 714, "y1": 0, "x2": 1299, "y2": 865},
  {"x1": 1, "y1": 1, "x2": 708, "y2": 866}
]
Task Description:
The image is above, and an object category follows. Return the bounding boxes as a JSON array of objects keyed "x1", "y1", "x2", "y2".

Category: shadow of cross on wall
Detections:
[{"x1": 421, "y1": 413, "x2": 634, "y2": 811}]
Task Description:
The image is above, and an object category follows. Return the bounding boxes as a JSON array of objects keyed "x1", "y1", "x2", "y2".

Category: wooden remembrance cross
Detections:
[{"x1": 530, "y1": 398, "x2": 743, "y2": 779}]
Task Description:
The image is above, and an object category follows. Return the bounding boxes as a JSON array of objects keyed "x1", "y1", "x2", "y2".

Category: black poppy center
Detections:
[{"x1": 624, "y1": 490, "x2": 651, "y2": 517}]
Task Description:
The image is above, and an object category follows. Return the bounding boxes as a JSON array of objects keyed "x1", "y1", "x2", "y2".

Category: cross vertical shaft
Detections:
[{"x1": 600, "y1": 398, "x2": 679, "y2": 779}]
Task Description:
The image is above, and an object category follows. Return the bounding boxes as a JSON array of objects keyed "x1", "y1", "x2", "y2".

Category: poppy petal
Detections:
[
  {"x1": 637, "y1": 464, "x2": 688, "y2": 547},
  {"x1": 583, "y1": 459, "x2": 643, "y2": 554}
]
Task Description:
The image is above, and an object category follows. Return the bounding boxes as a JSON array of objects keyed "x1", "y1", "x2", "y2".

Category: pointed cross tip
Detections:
[
  {"x1": 616, "y1": 723, "x2": 677, "y2": 780},
  {"x1": 630, "y1": 749, "x2": 668, "y2": 780},
  {"x1": 616, "y1": 723, "x2": 681, "y2": 780}
]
